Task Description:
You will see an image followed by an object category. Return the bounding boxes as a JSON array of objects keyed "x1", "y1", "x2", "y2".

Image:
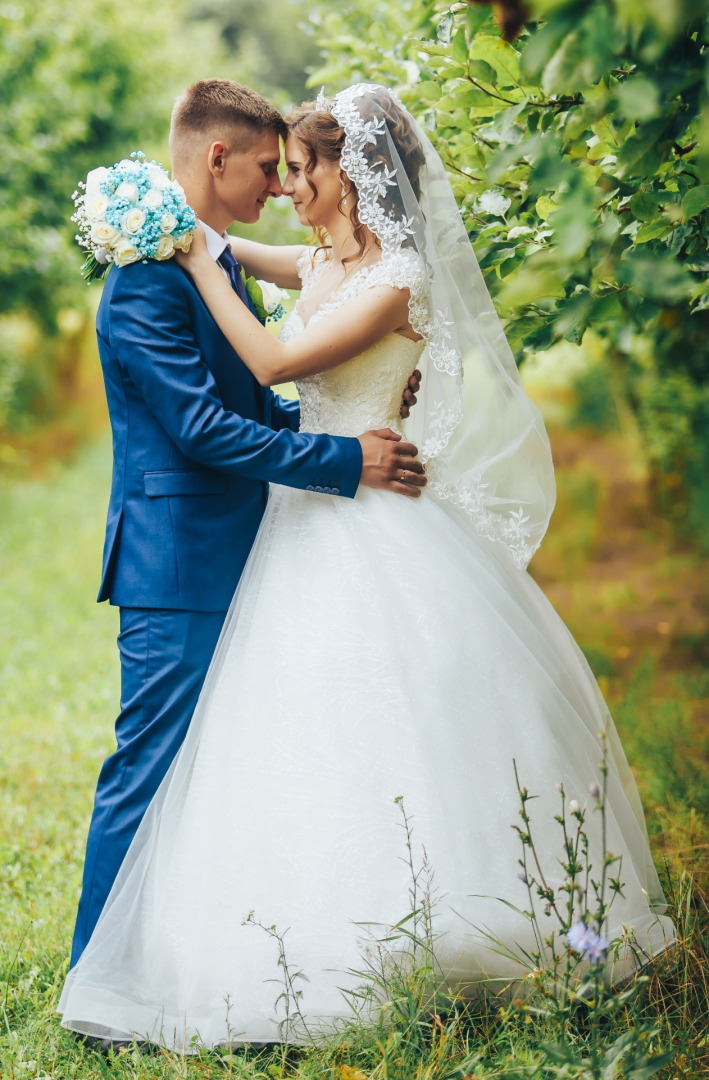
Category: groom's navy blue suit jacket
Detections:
[{"x1": 96, "y1": 258, "x2": 362, "y2": 611}]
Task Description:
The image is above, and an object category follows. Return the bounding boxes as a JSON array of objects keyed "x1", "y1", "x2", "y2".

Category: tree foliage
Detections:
[
  {"x1": 303, "y1": 0, "x2": 709, "y2": 534},
  {"x1": 188, "y1": 0, "x2": 319, "y2": 107},
  {"x1": 0, "y1": 0, "x2": 229, "y2": 428},
  {"x1": 0, "y1": 0, "x2": 226, "y2": 323}
]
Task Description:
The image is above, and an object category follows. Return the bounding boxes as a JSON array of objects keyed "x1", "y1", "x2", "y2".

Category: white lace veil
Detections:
[{"x1": 322, "y1": 83, "x2": 555, "y2": 568}]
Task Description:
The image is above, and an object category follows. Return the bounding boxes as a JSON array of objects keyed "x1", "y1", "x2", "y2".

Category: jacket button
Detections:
[
  {"x1": 315, "y1": 485, "x2": 323, "y2": 493},
  {"x1": 323, "y1": 486, "x2": 332, "y2": 494},
  {"x1": 332, "y1": 487, "x2": 340, "y2": 495},
  {"x1": 306, "y1": 484, "x2": 314, "y2": 491}
]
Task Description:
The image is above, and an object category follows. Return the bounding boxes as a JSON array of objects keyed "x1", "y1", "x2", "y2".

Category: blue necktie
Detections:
[{"x1": 217, "y1": 245, "x2": 250, "y2": 307}]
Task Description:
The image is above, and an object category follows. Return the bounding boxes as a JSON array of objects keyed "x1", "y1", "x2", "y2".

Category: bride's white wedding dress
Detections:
[{"x1": 59, "y1": 253, "x2": 673, "y2": 1049}]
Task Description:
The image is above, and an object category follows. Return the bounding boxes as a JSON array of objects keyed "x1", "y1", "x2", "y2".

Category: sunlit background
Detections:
[{"x1": 1, "y1": 1, "x2": 708, "y2": 1073}]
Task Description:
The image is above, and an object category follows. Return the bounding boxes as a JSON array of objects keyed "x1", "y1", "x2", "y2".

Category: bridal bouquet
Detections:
[{"x1": 71, "y1": 151, "x2": 196, "y2": 281}]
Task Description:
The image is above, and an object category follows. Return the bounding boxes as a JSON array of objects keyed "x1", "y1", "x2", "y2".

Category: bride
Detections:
[{"x1": 58, "y1": 84, "x2": 673, "y2": 1049}]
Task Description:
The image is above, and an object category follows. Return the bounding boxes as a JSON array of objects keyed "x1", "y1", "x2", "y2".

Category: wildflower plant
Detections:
[{"x1": 487, "y1": 736, "x2": 676, "y2": 1079}]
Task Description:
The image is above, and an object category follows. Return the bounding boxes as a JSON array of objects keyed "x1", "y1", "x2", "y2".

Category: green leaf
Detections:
[
  {"x1": 626, "y1": 1048, "x2": 676, "y2": 1080},
  {"x1": 549, "y1": 187, "x2": 595, "y2": 258},
  {"x1": 535, "y1": 196, "x2": 557, "y2": 220},
  {"x1": 682, "y1": 185, "x2": 709, "y2": 220},
  {"x1": 497, "y1": 266, "x2": 566, "y2": 310},
  {"x1": 451, "y1": 27, "x2": 468, "y2": 65},
  {"x1": 555, "y1": 290, "x2": 592, "y2": 342},
  {"x1": 451, "y1": 85, "x2": 493, "y2": 108},
  {"x1": 615, "y1": 76, "x2": 661, "y2": 121},
  {"x1": 416, "y1": 80, "x2": 442, "y2": 101},
  {"x1": 470, "y1": 36, "x2": 520, "y2": 86},
  {"x1": 242, "y1": 273, "x2": 268, "y2": 321},
  {"x1": 635, "y1": 219, "x2": 673, "y2": 244},
  {"x1": 466, "y1": 4, "x2": 491, "y2": 37},
  {"x1": 616, "y1": 118, "x2": 673, "y2": 179},
  {"x1": 520, "y1": 17, "x2": 575, "y2": 82},
  {"x1": 630, "y1": 191, "x2": 661, "y2": 222},
  {"x1": 619, "y1": 252, "x2": 693, "y2": 303},
  {"x1": 467, "y1": 59, "x2": 497, "y2": 84},
  {"x1": 541, "y1": 1041, "x2": 582, "y2": 1066}
]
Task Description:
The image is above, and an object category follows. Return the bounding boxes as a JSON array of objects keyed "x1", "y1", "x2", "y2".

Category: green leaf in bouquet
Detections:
[{"x1": 81, "y1": 252, "x2": 110, "y2": 283}]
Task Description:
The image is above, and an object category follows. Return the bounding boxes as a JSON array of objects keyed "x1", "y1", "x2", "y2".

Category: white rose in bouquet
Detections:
[
  {"x1": 85, "y1": 166, "x2": 109, "y2": 194},
  {"x1": 122, "y1": 208, "x2": 146, "y2": 235},
  {"x1": 113, "y1": 237, "x2": 141, "y2": 267},
  {"x1": 148, "y1": 165, "x2": 171, "y2": 190},
  {"x1": 90, "y1": 221, "x2": 120, "y2": 246},
  {"x1": 173, "y1": 233, "x2": 193, "y2": 253},
  {"x1": 114, "y1": 181, "x2": 139, "y2": 203},
  {"x1": 154, "y1": 236, "x2": 175, "y2": 261},
  {"x1": 160, "y1": 212, "x2": 178, "y2": 234},
  {"x1": 142, "y1": 188, "x2": 163, "y2": 209},
  {"x1": 85, "y1": 193, "x2": 110, "y2": 221}
]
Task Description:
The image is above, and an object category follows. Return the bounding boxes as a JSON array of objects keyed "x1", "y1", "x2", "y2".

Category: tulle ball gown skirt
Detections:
[{"x1": 59, "y1": 485, "x2": 674, "y2": 1048}]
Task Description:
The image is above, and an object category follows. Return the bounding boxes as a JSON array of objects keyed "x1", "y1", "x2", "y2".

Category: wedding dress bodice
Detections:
[{"x1": 279, "y1": 250, "x2": 425, "y2": 437}]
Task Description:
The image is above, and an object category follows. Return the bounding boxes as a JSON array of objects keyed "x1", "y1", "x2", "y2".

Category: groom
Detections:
[{"x1": 70, "y1": 78, "x2": 425, "y2": 969}]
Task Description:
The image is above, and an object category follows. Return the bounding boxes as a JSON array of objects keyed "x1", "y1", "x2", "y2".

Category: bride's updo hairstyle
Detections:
[{"x1": 286, "y1": 87, "x2": 426, "y2": 262}]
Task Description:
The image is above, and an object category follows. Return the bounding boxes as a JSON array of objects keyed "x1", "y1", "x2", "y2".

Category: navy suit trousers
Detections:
[{"x1": 70, "y1": 606, "x2": 226, "y2": 967}]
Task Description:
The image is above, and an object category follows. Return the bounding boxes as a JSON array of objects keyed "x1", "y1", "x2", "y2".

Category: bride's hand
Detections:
[
  {"x1": 400, "y1": 369, "x2": 421, "y2": 420},
  {"x1": 175, "y1": 224, "x2": 211, "y2": 275}
]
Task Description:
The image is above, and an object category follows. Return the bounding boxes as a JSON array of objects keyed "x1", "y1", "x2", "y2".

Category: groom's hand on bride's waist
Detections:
[{"x1": 357, "y1": 429, "x2": 426, "y2": 498}]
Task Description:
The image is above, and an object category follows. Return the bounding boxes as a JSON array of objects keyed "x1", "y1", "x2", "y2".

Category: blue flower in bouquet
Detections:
[{"x1": 71, "y1": 152, "x2": 196, "y2": 281}]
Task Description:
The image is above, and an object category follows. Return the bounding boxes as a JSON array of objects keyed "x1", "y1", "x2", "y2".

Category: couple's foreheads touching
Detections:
[{"x1": 167, "y1": 78, "x2": 423, "y2": 262}]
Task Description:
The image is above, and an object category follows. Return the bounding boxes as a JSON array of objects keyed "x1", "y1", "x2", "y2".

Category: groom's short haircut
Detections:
[{"x1": 171, "y1": 79, "x2": 286, "y2": 151}]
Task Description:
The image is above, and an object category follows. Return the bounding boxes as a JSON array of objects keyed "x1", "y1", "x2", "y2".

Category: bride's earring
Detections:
[{"x1": 341, "y1": 182, "x2": 349, "y2": 210}]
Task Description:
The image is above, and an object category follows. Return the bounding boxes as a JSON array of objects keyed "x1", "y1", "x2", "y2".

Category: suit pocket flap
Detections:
[{"x1": 143, "y1": 470, "x2": 227, "y2": 497}]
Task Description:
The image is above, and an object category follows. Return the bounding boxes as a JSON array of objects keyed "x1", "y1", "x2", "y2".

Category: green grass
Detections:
[{"x1": 1, "y1": 434, "x2": 707, "y2": 1079}]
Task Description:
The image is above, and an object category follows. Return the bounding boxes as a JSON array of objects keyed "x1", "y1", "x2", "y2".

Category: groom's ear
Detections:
[{"x1": 207, "y1": 141, "x2": 229, "y2": 176}]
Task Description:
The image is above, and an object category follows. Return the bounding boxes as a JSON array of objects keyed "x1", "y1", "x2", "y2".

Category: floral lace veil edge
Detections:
[{"x1": 322, "y1": 83, "x2": 555, "y2": 569}]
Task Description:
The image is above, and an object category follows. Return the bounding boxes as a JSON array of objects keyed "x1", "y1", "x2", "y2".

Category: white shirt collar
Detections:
[{"x1": 199, "y1": 220, "x2": 230, "y2": 262}]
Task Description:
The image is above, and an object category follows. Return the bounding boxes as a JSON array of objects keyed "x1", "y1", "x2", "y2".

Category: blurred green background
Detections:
[{"x1": 1, "y1": 2, "x2": 709, "y2": 1076}]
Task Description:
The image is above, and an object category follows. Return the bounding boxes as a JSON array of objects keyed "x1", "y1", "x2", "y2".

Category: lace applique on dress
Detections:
[
  {"x1": 281, "y1": 249, "x2": 425, "y2": 438},
  {"x1": 286, "y1": 242, "x2": 543, "y2": 569}
]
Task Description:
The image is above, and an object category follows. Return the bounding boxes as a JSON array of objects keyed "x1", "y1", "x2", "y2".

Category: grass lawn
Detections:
[{"x1": 1, "y1": 429, "x2": 707, "y2": 1079}]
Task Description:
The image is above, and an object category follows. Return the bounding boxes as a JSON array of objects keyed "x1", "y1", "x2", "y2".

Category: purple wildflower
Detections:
[{"x1": 566, "y1": 919, "x2": 609, "y2": 962}]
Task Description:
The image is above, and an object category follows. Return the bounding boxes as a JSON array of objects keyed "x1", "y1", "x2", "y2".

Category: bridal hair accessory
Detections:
[
  {"x1": 71, "y1": 152, "x2": 196, "y2": 282},
  {"x1": 326, "y1": 84, "x2": 556, "y2": 567},
  {"x1": 315, "y1": 86, "x2": 336, "y2": 112},
  {"x1": 340, "y1": 181, "x2": 349, "y2": 210}
]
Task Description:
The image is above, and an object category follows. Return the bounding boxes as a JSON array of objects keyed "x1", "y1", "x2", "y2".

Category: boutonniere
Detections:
[{"x1": 241, "y1": 272, "x2": 289, "y2": 324}]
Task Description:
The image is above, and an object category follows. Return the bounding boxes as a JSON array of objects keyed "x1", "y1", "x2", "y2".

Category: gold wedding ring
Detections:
[{"x1": 400, "y1": 470, "x2": 407, "y2": 482}]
